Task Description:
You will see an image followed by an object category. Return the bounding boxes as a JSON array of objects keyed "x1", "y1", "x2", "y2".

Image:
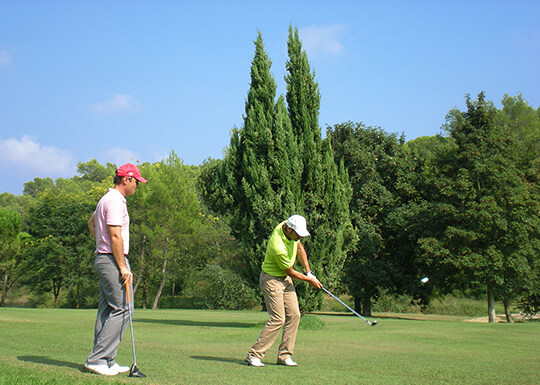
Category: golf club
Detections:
[
  {"x1": 125, "y1": 282, "x2": 146, "y2": 378},
  {"x1": 322, "y1": 286, "x2": 378, "y2": 326}
]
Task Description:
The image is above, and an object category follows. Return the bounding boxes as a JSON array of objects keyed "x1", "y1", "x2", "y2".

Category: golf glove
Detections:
[{"x1": 306, "y1": 271, "x2": 317, "y2": 280}]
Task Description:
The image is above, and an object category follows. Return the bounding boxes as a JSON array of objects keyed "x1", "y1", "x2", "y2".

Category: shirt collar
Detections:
[{"x1": 108, "y1": 188, "x2": 127, "y2": 203}]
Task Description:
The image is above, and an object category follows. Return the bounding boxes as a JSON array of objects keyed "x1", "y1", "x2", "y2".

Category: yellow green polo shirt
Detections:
[{"x1": 261, "y1": 221, "x2": 298, "y2": 277}]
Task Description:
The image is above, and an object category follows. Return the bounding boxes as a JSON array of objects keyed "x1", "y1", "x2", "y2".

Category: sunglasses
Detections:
[{"x1": 127, "y1": 177, "x2": 139, "y2": 186}]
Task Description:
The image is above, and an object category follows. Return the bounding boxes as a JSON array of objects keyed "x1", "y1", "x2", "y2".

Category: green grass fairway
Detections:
[{"x1": 0, "y1": 308, "x2": 538, "y2": 384}]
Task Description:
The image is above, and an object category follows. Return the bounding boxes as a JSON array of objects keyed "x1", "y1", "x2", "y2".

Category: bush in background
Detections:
[
  {"x1": 322, "y1": 290, "x2": 508, "y2": 317},
  {"x1": 372, "y1": 290, "x2": 422, "y2": 313},
  {"x1": 299, "y1": 314, "x2": 325, "y2": 330},
  {"x1": 182, "y1": 265, "x2": 259, "y2": 310},
  {"x1": 423, "y1": 294, "x2": 504, "y2": 317}
]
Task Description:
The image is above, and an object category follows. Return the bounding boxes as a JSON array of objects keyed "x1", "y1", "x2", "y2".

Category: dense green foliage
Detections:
[
  {"x1": 183, "y1": 265, "x2": 259, "y2": 310},
  {"x1": 0, "y1": 155, "x2": 250, "y2": 311},
  {"x1": 329, "y1": 123, "x2": 423, "y2": 315},
  {"x1": 0, "y1": 208, "x2": 24, "y2": 306},
  {"x1": 417, "y1": 93, "x2": 539, "y2": 322}
]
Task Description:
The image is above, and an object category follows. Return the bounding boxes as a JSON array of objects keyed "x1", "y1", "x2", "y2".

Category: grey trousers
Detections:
[{"x1": 86, "y1": 254, "x2": 132, "y2": 366}]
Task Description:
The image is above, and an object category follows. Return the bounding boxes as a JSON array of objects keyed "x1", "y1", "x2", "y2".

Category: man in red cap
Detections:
[{"x1": 85, "y1": 163, "x2": 147, "y2": 376}]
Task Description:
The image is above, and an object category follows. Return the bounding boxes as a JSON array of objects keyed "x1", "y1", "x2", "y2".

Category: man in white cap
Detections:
[
  {"x1": 85, "y1": 163, "x2": 147, "y2": 376},
  {"x1": 245, "y1": 215, "x2": 322, "y2": 367}
]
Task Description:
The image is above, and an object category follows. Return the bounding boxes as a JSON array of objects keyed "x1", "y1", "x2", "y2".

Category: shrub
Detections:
[
  {"x1": 516, "y1": 292, "x2": 539, "y2": 316},
  {"x1": 423, "y1": 295, "x2": 487, "y2": 316},
  {"x1": 299, "y1": 314, "x2": 325, "y2": 330},
  {"x1": 372, "y1": 290, "x2": 421, "y2": 313},
  {"x1": 157, "y1": 296, "x2": 199, "y2": 309},
  {"x1": 182, "y1": 265, "x2": 259, "y2": 310}
]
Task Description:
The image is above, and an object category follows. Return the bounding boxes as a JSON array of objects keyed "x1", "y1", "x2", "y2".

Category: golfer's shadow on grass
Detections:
[
  {"x1": 191, "y1": 356, "x2": 246, "y2": 365},
  {"x1": 18, "y1": 355, "x2": 84, "y2": 372}
]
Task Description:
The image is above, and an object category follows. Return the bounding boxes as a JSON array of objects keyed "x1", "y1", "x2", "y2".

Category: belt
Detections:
[{"x1": 97, "y1": 253, "x2": 128, "y2": 257}]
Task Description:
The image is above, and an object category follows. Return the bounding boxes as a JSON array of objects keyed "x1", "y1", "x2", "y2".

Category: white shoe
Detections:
[
  {"x1": 244, "y1": 356, "x2": 264, "y2": 367},
  {"x1": 109, "y1": 363, "x2": 130, "y2": 373},
  {"x1": 84, "y1": 363, "x2": 119, "y2": 376},
  {"x1": 277, "y1": 357, "x2": 298, "y2": 367}
]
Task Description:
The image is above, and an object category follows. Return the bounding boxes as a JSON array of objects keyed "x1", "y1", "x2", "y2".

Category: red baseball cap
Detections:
[{"x1": 116, "y1": 163, "x2": 147, "y2": 183}]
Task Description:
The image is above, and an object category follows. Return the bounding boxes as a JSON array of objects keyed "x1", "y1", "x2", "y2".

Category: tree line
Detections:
[{"x1": 1, "y1": 27, "x2": 538, "y2": 322}]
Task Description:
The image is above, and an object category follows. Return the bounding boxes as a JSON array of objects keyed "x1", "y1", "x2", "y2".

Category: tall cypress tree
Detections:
[
  {"x1": 285, "y1": 26, "x2": 354, "y2": 311},
  {"x1": 200, "y1": 28, "x2": 353, "y2": 312},
  {"x1": 230, "y1": 32, "x2": 281, "y2": 286},
  {"x1": 199, "y1": 32, "x2": 299, "y2": 289}
]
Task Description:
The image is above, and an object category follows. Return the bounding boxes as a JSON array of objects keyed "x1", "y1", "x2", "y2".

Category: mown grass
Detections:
[{"x1": 0, "y1": 308, "x2": 538, "y2": 385}]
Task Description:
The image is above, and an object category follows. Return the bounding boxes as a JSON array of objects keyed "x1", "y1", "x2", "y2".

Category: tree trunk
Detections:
[
  {"x1": 152, "y1": 257, "x2": 168, "y2": 309},
  {"x1": 0, "y1": 273, "x2": 9, "y2": 307},
  {"x1": 1, "y1": 273, "x2": 20, "y2": 307},
  {"x1": 142, "y1": 278, "x2": 147, "y2": 309},
  {"x1": 354, "y1": 296, "x2": 362, "y2": 315},
  {"x1": 152, "y1": 238, "x2": 169, "y2": 310},
  {"x1": 362, "y1": 295, "x2": 372, "y2": 317},
  {"x1": 75, "y1": 283, "x2": 80, "y2": 309},
  {"x1": 0, "y1": 273, "x2": 10, "y2": 307},
  {"x1": 503, "y1": 299, "x2": 514, "y2": 323},
  {"x1": 487, "y1": 284, "x2": 497, "y2": 323},
  {"x1": 53, "y1": 284, "x2": 60, "y2": 308},
  {"x1": 133, "y1": 235, "x2": 146, "y2": 296}
]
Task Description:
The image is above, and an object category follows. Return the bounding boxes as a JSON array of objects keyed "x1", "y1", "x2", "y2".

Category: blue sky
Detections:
[{"x1": 1, "y1": 0, "x2": 539, "y2": 195}]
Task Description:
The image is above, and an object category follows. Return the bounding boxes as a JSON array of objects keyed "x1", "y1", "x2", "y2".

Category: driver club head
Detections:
[
  {"x1": 370, "y1": 320, "x2": 378, "y2": 326},
  {"x1": 129, "y1": 364, "x2": 146, "y2": 378}
]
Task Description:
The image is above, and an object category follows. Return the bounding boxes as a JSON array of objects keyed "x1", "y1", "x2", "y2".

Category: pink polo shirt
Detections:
[{"x1": 94, "y1": 188, "x2": 130, "y2": 255}]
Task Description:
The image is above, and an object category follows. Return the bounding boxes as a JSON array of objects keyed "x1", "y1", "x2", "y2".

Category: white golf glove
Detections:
[{"x1": 306, "y1": 271, "x2": 322, "y2": 289}]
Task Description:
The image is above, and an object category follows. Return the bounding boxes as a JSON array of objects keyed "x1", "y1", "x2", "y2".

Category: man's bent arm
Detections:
[
  {"x1": 296, "y1": 241, "x2": 312, "y2": 273},
  {"x1": 285, "y1": 242, "x2": 322, "y2": 291},
  {"x1": 88, "y1": 213, "x2": 96, "y2": 240}
]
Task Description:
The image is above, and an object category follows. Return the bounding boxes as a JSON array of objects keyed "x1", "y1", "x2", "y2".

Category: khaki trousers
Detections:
[{"x1": 248, "y1": 271, "x2": 301, "y2": 361}]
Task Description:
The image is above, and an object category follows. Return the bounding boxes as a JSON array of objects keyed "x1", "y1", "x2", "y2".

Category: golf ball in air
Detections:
[{"x1": 421, "y1": 277, "x2": 429, "y2": 284}]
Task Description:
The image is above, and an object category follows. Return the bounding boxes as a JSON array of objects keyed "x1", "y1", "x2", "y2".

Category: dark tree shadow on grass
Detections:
[
  {"x1": 18, "y1": 356, "x2": 84, "y2": 372},
  {"x1": 190, "y1": 356, "x2": 246, "y2": 365},
  {"x1": 135, "y1": 318, "x2": 256, "y2": 328}
]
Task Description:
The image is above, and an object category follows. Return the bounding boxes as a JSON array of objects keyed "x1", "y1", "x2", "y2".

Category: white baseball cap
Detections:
[{"x1": 286, "y1": 215, "x2": 310, "y2": 237}]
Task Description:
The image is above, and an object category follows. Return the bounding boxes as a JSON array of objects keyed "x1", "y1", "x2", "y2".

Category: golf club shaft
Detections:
[
  {"x1": 126, "y1": 282, "x2": 137, "y2": 366},
  {"x1": 321, "y1": 286, "x2": 372, "y2": 325}
]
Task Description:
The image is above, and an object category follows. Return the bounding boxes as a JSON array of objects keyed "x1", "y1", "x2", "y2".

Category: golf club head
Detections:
[
  {"x1": 129, "y1": 364, "x2": 146, "y2": 378},
  {"x1": 370, "y1": 320, "x2": 378, "y2": 326}
]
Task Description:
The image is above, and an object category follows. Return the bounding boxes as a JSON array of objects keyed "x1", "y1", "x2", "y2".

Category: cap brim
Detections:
[
  {"x1": 295, "y1": 229, "x2": 310, "y2": 237},
  {"x1": 134, "y1": 176, "x2": 148, "y2": 183}
]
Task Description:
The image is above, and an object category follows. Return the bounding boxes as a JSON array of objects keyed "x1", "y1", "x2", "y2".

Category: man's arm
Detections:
[
  {"x1": 88, "y1": 213, "x2": 96, "y2": 240},
  {"x1": 296, "y1": 241, "x2": 311, "y2": 273},
  {"x1": 285, "y1": 241, "x2": 321, "y2": 289},
  {"x1": 108, "y1": 225, "x2": 132, "y2": 285},
  {"x1": 285, "y1": 266, "x2": 322, "y2": 289}
]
